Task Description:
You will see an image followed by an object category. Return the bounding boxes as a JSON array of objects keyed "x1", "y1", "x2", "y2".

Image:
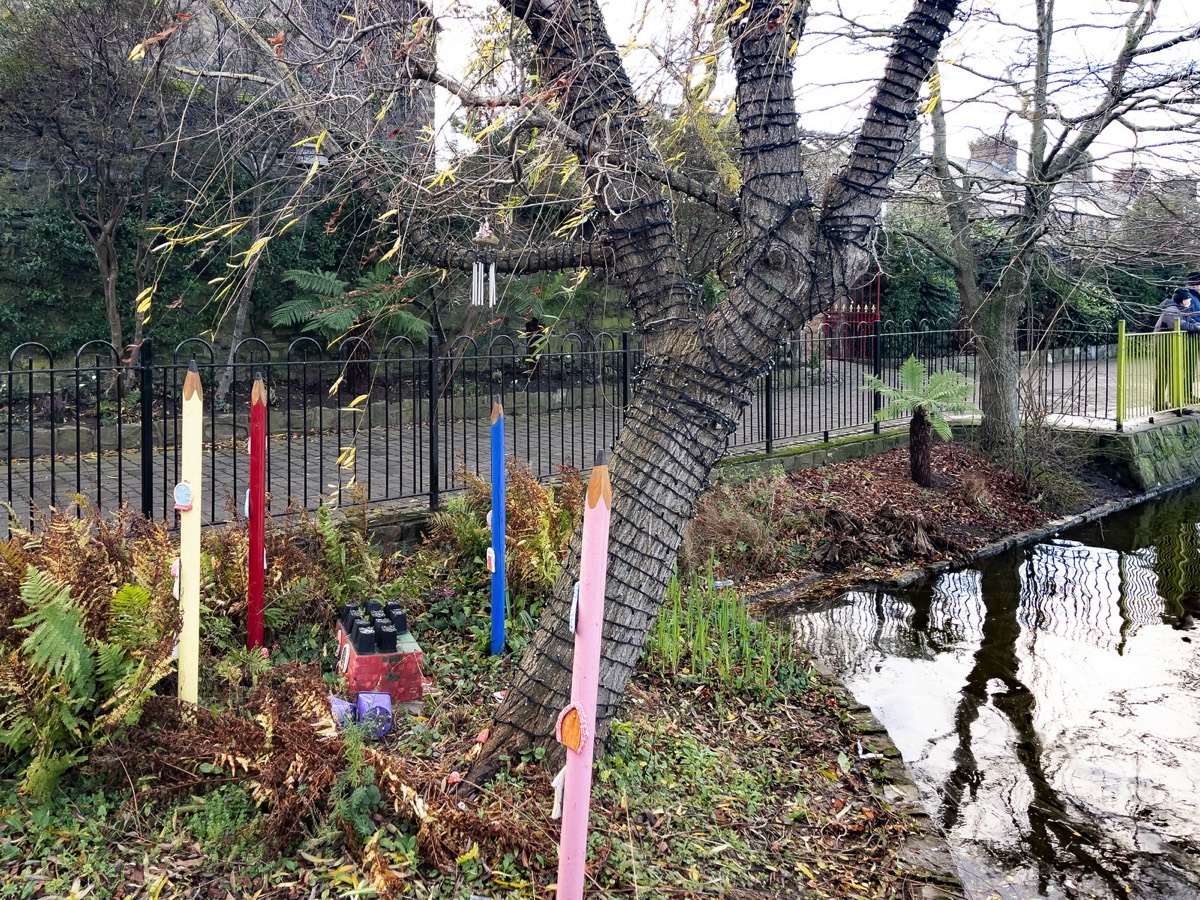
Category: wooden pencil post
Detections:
[
  {"x1": 554, "y1": 458, "x2": 612, "y2": 900},
  {"x1": 177, "y1": 362, "x2": 204, "y2": 705},
  {"x1": 247, "y1": 374, "x2": 267, "y2": 650},
  {"x1": 490, "y1": 401, "x2": 507, "y2": 655}
]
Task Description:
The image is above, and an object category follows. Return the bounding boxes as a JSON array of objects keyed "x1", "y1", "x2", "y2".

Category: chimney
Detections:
[
  {"x1": 1113, "y1": 166, "x2": 1152, "y2": 198},
  {"x1": 1064, "y1": 151, "x2": 1093, "y2": 183},
  {"x1": 969, "y1": 134, "x2": 1018, "y2": 171}
]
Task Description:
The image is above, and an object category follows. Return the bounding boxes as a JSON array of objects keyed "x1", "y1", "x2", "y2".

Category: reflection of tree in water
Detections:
[
  {"x1": 939, "y1": 548, "x2": 1132, "y2": 896},
  {"x1": 1146, "y1": 517, "x2": 1200, "y2": 630}
]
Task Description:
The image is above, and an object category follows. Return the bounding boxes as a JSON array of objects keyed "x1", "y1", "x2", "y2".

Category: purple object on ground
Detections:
[
  {"x1": 329, "y1": 695, "x2": 357, "y2": 728},
  {"x1": 356, "y1": 691, "x2": 393, "y2": 738}
]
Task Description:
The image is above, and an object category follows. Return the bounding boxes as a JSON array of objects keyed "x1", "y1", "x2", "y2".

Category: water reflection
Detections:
[{"x1": 794, "y1": 493, "x2": 1200, "y2": 899}]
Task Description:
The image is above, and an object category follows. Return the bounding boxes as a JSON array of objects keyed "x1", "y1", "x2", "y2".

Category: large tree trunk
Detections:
[
  {"x1": 475, "y1": 341, "x2": 743, "y2": 779},
  {"x1": 470, "y1": 0, "x2": 963, "y2": 783},
  {"x1": 203, "y1": 0, "x2": 963, "y2": 783},
  {"x1": 973, "y1": 287, "x2": 1023, "y2": 451}
]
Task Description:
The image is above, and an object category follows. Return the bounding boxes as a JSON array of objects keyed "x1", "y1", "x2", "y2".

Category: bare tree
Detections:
[
  {"x1": 917, "y1": 1, "x2": 1200, "y2": 449},
  {"x1": 0, "y1": 0, "x2": 195, "y2": 365}
]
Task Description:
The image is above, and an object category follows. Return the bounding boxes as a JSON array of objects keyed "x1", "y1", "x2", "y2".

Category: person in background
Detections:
[
  {"x1": 1153, "y1": 288, "x2": 1200, "y2": 412},
  {"x1": 1187, "y1": 272, "x2": 1200, "y2": 306}
]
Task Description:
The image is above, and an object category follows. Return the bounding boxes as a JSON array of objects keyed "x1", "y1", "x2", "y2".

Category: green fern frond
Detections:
[
  {"x1": 898, "y1": 356, "x2": 926, "y2": 396},
  {"x1": 108, "y1": 583, "x2": 153, "y2": 649},
  {"x1": 282, "y1": 268, "x2": 348, "y2": 298},
  {"x1": 383, "y1": 308, "x2": 430, "y2": 341},
  {"x1": 269, "y1": 295, "x2": 325, "y2": 329},
  {"x1": 20, "y1": 746, "x2": 84, "y2": 800},
  {"x1": 94, "y1": 640, "x2": 134, "y2": 693},
  {"x1": 13, "y1": 567, "x2": 93, "y2": 694},
  {"x1": 304, "y1": 306, "x2": 358, "y2": 337}
]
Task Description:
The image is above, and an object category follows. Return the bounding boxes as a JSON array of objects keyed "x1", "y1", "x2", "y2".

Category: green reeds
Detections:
[{"x1": 647, "y1": 561, "x2": 803, "y2": 699}]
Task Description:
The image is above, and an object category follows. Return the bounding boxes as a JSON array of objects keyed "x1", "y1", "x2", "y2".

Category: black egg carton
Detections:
[{"x1": 338, "y1": 600, "x2": 409, "y2": 654}]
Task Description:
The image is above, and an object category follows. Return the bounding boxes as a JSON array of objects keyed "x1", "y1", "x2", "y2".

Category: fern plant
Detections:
[
  {"x1": 862, "y1": 355, "x2": 980, "y2": 487},
  {"x1": 272, "y1": 264, "x2": 430, "y2": 346},
  {"x1": 0, "y1": 567, "x2": 173, "y2": 798}
]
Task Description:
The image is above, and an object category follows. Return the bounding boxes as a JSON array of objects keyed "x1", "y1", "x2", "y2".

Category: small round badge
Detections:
[{"x1": 173, "y1": 482, "x2": 194, "y2": 511}]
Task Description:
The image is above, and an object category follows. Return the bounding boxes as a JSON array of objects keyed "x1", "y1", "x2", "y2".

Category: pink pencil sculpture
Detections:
[{"x1": 554, "y1": 457, "x2": 612, "y2": 900}]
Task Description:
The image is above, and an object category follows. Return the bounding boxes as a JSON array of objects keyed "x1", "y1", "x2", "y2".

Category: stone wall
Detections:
[{"x1": 1099, "y1": 417, "x2": 1200, "y2": 491}]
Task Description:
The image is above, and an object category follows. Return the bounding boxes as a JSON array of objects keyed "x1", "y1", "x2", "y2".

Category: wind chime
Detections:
[{"x1": 471, "y1": 220, "x2": 499, "y2": 308}]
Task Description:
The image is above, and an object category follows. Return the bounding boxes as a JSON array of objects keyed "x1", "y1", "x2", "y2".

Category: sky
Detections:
[{"x1": 427, "y1": 0, "x2": 1200, "y2": 179}]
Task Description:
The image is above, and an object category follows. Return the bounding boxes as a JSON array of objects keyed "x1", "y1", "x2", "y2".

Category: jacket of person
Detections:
[{"x1": 1154, "y1": 289, "x2": 1200, "y2": 333}]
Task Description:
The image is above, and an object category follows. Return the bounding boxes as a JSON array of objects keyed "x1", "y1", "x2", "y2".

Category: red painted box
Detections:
[{"x1": 336, "y1": 623, "x2": 425, "y2": 703}]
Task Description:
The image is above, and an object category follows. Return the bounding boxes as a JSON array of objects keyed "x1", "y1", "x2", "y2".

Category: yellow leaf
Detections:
[
  {"x1": 243, "y1": 236, "x2": 270, "y2": 261},
  {"x1": 278, "y1": 216, "x2": 301, "y2": 235},
  {"x1": 291, "y1": 132, "x2": 326, "y2": 149},
  {"x1": 455, "y1": 842, "x2": 479, "y2": 866},
  {"x1": 346, "y1": 394, "x2": 369, "y2": 410},
  {"x1": 129, "y1": 42, "x2": 147, "y2": 62},
  {"x1": 426, "y1": 165, "x2": 458, "y2": 190},
  {"x1": 379, "y1": 241, "x2": 401, "y2": 264}
]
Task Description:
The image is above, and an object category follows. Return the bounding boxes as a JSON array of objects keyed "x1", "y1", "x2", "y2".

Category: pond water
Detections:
[{"x1": 793, "y1": 490, "x2": 1200, "y2": 899}]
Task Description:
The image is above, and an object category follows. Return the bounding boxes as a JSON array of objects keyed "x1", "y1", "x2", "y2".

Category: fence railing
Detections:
[
  {"x1": 0, "y1": 320, "x2": 1126, "y2": 534},
  {"x1": 1115, "y1": 320, "x2": 1200, "y2": 428}
]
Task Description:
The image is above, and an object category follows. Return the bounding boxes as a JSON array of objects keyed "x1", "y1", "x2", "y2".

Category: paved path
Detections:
[{"x1": 0, "y1": 356, "x2": 1144, "y2": 536}]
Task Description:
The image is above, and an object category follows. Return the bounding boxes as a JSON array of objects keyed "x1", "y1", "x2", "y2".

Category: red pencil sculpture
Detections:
[{"x1": 247, "y1": 374, "x2": 267, "y2": 650}]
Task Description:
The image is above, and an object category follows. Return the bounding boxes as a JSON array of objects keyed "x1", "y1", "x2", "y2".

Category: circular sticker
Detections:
[{"x1": 173, "y1": 482, "x2": 194, "y2": 511}]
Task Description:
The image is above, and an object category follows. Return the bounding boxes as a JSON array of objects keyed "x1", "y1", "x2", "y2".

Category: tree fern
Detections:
[
  {"x1": 282, "y1": 268, "x2": 348, "y2": 297},
  {"x1": 863, "y1": 355, "x2": 979, "y2": 438},
  {"x1": 862, "y1": 356, "x2": 980, "y2": 486},
  {"x1": 269, "y1": 294, "x2": 326, "y2": 329},
  {"x1": 274, "y1": 266, "x2": 431, "y2": 344}
]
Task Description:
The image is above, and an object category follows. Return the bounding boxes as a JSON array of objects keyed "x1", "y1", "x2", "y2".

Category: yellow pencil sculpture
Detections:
[{"x1": 177, "y1": 362, "x2": 203, "y2": 704}]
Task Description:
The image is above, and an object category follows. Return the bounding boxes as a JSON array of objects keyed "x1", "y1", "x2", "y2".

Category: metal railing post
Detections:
[
  {"x1": 139, "y1": 338, "x2": 154, "y2": 518},
  {"x1": 1173, "y1": 320, "x2": 1184, "y2": 415},
  {"x1": 764, "y1": 361, "x2": 774, "y2": 454},
  {"x1": 428, "y1": 334, "x2": 440, "y2": 510},
  {"x1": 1115, "y1": 320, "x2": 1126, "y2": 431},
  {"x1": 621, "y1": 331, "x2": 631, "y2": 410},
  {"x1": 872, "y1": 319, "x2": 883, "y2": 434}
]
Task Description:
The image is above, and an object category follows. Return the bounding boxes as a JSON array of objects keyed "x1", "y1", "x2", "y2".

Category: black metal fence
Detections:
[{"x1": 0, "y1": 321, "x2": 1115, "y2": 535}]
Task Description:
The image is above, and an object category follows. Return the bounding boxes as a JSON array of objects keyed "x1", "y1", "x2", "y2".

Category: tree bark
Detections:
[{"x1": 910, "y1": 407, "x2": 933, "y2": 486}]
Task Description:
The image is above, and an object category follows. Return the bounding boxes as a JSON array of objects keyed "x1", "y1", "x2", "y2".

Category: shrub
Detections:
[
  {"x1": 416, "y1": 460, "x2": 585, "y2": 642},
  {"x1": 0, "y1": 509, "x2": 179, "y2": 797}
]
